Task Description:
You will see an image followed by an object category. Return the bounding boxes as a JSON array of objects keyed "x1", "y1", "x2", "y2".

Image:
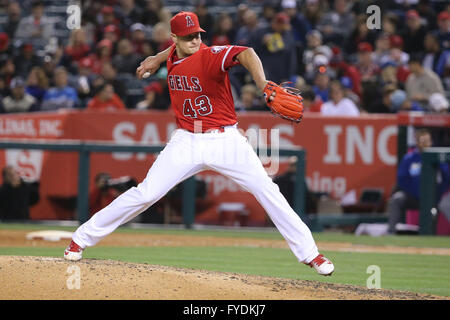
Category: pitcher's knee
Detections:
[
  {"x1": 136, "y1": 185, "x2": 167, "y2": 205},
  {"x1": 246, "y1": 176, "x2": 279, "y2": 194},
  {"x1": 119, "y1": 185, "x2": 156, "y2": 206}
]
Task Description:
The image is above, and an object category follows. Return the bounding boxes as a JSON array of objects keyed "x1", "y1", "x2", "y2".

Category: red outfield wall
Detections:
[{"x1": 0, "y1": 110, "x2": 398, "y2": 225}]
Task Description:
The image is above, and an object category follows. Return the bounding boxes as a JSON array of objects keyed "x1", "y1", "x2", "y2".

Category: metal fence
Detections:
[
  {"x1": 5, "y1": 140, "x2": 443, "y2": 234},
  {"x1": 420, "y1": 147, "x2": 450, "y2": 235},
  {"x1": 0, "y1": 139, "x2": 306, "y2": 228}
]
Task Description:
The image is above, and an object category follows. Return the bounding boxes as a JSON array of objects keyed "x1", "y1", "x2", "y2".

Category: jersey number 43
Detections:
[{"x1": 183, "y1": 95, "x2": 213, "y2": 118}]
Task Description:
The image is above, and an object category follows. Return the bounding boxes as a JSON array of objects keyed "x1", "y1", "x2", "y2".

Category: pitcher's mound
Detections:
[{"x1": 0, "y1": 256, "x2": 441, "y2": 300}]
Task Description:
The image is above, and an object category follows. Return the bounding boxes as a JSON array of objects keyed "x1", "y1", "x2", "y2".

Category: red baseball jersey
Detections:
[{"x1": 166, "y1": 43, "x2": 248, "y2": 132}]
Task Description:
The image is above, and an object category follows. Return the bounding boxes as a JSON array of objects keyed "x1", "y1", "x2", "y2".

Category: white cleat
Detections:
[
  {"x1": 307, "y1": 254, "x2": 334, "y2": 276},
  {"x1": 64, "y1": 240, "x2": 83, "y2": 261}
]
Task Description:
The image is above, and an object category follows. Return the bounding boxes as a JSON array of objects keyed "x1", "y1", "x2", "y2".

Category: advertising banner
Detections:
[{"x1": 0, "y1": 111, "x2": 398, "y2": 225}]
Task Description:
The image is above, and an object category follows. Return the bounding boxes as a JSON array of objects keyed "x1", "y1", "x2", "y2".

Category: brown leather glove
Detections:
[{"x1": 263, "y1": 81, "x2": 304, "y2": 123}]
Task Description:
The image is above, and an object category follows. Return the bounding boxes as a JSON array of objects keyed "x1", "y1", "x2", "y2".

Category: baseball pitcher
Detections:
[{"x1": 64, "y1": 12, "x2": 334, "y2": 276}]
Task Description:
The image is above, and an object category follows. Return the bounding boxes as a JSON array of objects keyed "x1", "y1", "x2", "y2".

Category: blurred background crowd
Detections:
[{"x1": 0, "y1": 0, "x2": 449, "y2": 115}]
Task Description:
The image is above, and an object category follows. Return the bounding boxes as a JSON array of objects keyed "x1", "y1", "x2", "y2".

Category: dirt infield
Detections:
[
  {"x1": 0, "y1": 230, "x2": 448, "y2": 300},
  {"x1": 0, "y1": 255, "x2": 442, "y2": 300}
]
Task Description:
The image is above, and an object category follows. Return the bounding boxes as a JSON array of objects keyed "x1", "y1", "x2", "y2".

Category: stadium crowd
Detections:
[{"x1": 0, "y1": 0, "x2": 449, "y2": 115}]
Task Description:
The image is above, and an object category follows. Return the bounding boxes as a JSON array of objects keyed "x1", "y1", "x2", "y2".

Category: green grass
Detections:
[
  {"x1": 1, "y1": 223, "x2": 450, "y2": 297},
  {"x1": 1, "y1": 222, "x2": 450, "y2": 248},
  {"x1": 1, "y1": 245, "x2": 449, "y2": 297}
]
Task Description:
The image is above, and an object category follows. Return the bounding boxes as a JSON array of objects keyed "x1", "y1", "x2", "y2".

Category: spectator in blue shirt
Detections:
[
  {"x1": 25, "y1": 66, "x2": 49, "y2": 105},
  {"x1": 386, "y1": 129, "x2": 450, "y2": 234},
  {"x1": 41, "y1": 66, "x2": 79, "y2": 111},
  {"x1": 434, "y1": 11, "x2": 450, "y2": 51},
  {"x1": 312, "y1": 69, "x2": 331, "y2": 103},
  {"x1": 281, "y1": 0, "x2": 312, "y2": 46}
]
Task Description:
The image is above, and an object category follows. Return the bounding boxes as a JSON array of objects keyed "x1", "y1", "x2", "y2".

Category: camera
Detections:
[
  {"x1": 96, "y1": 173, "x2": 136, "y2": 193},
  {"x1": 106, "y1": 176, "x2": 137, "y2": 193}
]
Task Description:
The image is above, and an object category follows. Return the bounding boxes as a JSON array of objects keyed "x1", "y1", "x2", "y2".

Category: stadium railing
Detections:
[
  {"x1": 0, "y1": 139, "x2": 308, "y2": 228},
  {"x1": 2, "y1": 139, "x2": 423, "y2": 232},
  {"x1": 420, "y1": 147, "x2": 450, "y2": 235}
]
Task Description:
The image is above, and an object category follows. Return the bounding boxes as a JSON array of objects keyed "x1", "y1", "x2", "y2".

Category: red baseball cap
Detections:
[
  {"x1": 79, "y1": 57, "x2": 93, "y2": 68},
  {"x1": 97, "y1": 38, "x2": 112, "y2": 49},
  {"x1": 438, "y1": 11, "x2": 450, "y2": 21},
  {"x1": 405, "y1": 9, "x2": 420, "y2": 19},
  {"x1": 274, "y1": 12, "x2": 290, "y2": 24},
  {"x1": 0, "y1": 32, "x2": 9, "y2": 51},
  {"x1": 22, "y1": 43, "x2": 33, "y2": 51},
  {"x1": 389, "y1": 35, "x2": 403, "y2": 49},
  {"x1": 170, "y1": 11, "x2": 205, "y2": 37},
  {"x1": 101, "y1": 6, "x2": 114, "y2": 14},
  {"x1": 104, "y1": 24, "x2": 118, "y2": 34},
  {"x1": 357, "y1": 42, "x2": 373, "y2": 53}
]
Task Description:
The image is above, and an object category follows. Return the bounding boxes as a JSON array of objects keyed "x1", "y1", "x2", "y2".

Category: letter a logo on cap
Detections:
[
  {"x1": 171, "y1": 12, "x2": 205, "y2": 36},
  {"x1": 186, "y1": 15, "x2": 195, "y2": 27}
]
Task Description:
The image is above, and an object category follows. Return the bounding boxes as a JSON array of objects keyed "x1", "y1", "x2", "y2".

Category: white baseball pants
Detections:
[{"x1": 72, "y1": 127, "x2": 319, "y2": 263}]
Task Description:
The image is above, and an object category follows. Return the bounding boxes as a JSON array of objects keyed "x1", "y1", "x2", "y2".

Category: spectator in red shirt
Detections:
[
  {"x1": 356, "y1": 42, "x2": 379, "y2": 82},
  {"x1": 103, "y1": 24, "x2": 120, "y2": 55},
  {"x1": 88, "y1": 39, "x2": 113, "y2": 75},
  {"x1": 0, "y1": 32, "x2": 10, "y2": 55},
  {"x1": 86, "y1": 82, "x2": 126, "y2": 111},
  {"x1": 385, "y1": 35, "x2": 411, "y2": 84},
  {"x1": 136, "y1": 81, "x2": 166, "y2": 110},
  {"x1": 64, "y1": 29, "x2": 91, "y2": 64},
  {"x1": 329, "y1": 46, "x2": 362, "y2": 98}
]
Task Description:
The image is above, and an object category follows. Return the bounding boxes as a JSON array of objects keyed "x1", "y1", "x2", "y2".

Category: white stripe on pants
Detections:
[{"x1": 72, "y1": 128, "x2": 319, "y2": 263}]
